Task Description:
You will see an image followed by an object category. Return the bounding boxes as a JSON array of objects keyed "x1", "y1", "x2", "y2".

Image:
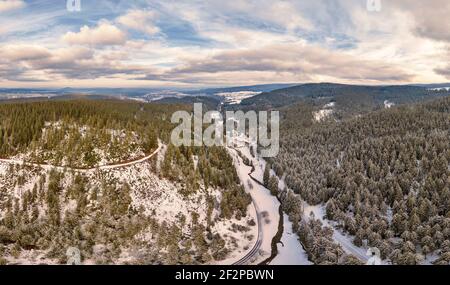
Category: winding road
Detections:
[
  {"x1": 229, "y1": 147, "x2": 265, "y2": 265},
  {"x1": 232, "y1": 195, "x2": 263, "y2": 265},
  {"x1": 1, "y1": 141, "x2": 266, "y2": 265},
  {"x1": 0, "y1": 144, "x2": 162, "y2": 173}
]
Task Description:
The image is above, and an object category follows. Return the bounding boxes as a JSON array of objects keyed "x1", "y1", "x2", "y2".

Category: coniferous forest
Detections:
[
  {"x1": 269, "y1": 96, "x2": 450, "y2": 265},
  {"x1": 0, "y1": 99, "x2": 251, "y2": 265}
]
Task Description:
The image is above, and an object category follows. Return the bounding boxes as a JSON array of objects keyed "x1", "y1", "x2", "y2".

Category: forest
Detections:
[
  {"x1": 0, "y1": 98, "x2": 252, "y2": 264},
  {"x1": 0, "y1": 100, "x2": 184, "y2": 160},
  {"x1": 268, "y1": 96, "x2": 450, "y2": 264}
]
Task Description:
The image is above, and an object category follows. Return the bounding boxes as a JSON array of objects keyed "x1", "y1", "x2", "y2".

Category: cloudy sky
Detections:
[{"x1": 0, "y1": 0, "x2": 449, "y2": 88}]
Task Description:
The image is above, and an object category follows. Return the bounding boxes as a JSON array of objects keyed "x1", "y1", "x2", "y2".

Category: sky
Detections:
[{"x1": 0, "y1": 0, "x2": 449, "y2": 88}]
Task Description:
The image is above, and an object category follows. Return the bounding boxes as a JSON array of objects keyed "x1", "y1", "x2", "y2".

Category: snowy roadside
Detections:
[
  {"x1": 0, "y1": 143, "x2": 162, "y2": 173},
  {"x1": 270, "y1": 212, "x2": 313, "y2": 265},
  {"x1": 227, "y1": 147, "x2": 278, "y2": 264},
  {"x1": 228, "y1": 144, "x2": 311, "y2": 265}
]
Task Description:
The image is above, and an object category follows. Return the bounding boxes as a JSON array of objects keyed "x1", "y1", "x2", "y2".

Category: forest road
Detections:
[
  {"x1": 230, "y1": 147, "x2": 264, "y2": 265},
  {"x1": 0, "y1": 144, "x2": 162, "y2": 173}
]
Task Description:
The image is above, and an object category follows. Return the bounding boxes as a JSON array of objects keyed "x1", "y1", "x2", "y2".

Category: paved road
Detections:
[
  {"x1": 0, "y1": 144, "x2": 162, "y2": 173},
  {"x1": 233, "y1": 198, "x2": 263, "y2": 265},
  {"x1": 230, "y1": 148, "x2": 264, "y2": 265}
]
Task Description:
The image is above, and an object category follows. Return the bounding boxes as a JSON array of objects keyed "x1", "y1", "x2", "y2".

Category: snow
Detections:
[
  {"x1": 270, "y1": 213, "x2": 312, "y2": 265},
  {"x1": 384, "y1": 100, "x2": 395, "y2": 109},
  {"x1": 314, "y1": 109, "x2": 333, "y2": 122},
  {"x1": 227, "y1": 143, "x2": 311, "y2": 265},
  {"x1": 0, "y1": 142, "x2": 162, "y2": 173},
  {"x1": 228, "y1": 146, "x2": 277, "y2": 263},
  {"x1": 303, "y1": 202, "x2": 388, "y2": 264},
  {"x1": 324, "y1": 102, "x2": 335, "y2": 108},
  {"x1": 313, "y1": 102, "x2": 335, "y2": 122},
  {"x1": 15, "y1": 121, "x2": 148, "y2": 168},
  {"x1": 216, "y1": 91, "x2": 261, "y2": 105},
  {"x1": 0, "y1": 142, "x2": 258, "y2": 265},
  {"x1": 422, "y1": 252, "x2": 440, "y2": 265},
  {"x1": 428, "y1": 87, "x2": 450, "y2": 91}
]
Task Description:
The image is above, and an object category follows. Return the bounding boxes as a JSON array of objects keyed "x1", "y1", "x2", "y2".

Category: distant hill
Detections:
[
  {"x1": 154, "y1": 95, "x2": 220, "y2": 110},
  {"x1": 413, "y1": 83, "x2": 450, "y2": 88},
  {"x1": 240, "y1": 83, "x2": 450, "y2": 111},
  {"x1": 186, "y1": 83, "x2": 298, "y2": 96}
]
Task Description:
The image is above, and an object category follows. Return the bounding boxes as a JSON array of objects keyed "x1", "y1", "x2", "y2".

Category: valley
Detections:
[{"x1": 0, "y1": 83, "x2": 449, "y2": 265}]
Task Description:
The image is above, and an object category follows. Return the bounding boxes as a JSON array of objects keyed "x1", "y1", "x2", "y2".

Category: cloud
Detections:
[
  {"x1": 117, "y1": 9, "x2": 160, "y2": 35},
  {"x1": 62, "y1": 22, "x2": 127, "y2": 46},
  {"x1": 1, "y1": 0, "x2": 449, "y2": 87},
  {"x1": 1, "y1": 44, "x2": 51, "y2": 61},
  {"x1": 162, "y1": 42, "x2": 412, "y2": 83},
  {"x1": 435, "y1": 67, "x2": 450, "y2": 79},
  {"x1": 434, "y1": 50, "x2": 450, "y2": 79},
  {"x1": 0, "y1": 0, "x2": 25, "y2": 13},
  {"x1": 0, "y1": 42, "x2": 157, "y2": 82},
  {"x1": 390, "y1": 0, "x2": 450, "y2": 42}
]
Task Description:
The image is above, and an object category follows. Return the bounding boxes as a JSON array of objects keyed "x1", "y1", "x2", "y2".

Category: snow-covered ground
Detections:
[
  {"x1": 0, "y1": 143, "x2": 257, "y2": 265},
  {"x1": 428, "y1": 87, "x2": 450, "y2": 91},
  {"x1": 216, "y1": 91, "x2": 261, "y2": 105},
  {"x1": 384, "y1": 100, "x2": 395, "y2": 108},
  {"x1": 228, "y1": 143, "x2": 311, "y2": 265},
  {"x1": 10, "y1": 121, "x2": 149, "y2": 168},
  {"x1": 228, "y1": 146, "x2": 276, "y2": 263},
  {"x1": 270, "y1": 213, "x2": 312, "y2": 265},
  {"x1": 303, "y1": 202, "x2": 384, "y2": 264},
  {"x1": 313, "y1": 102, "x2": 335, "y2": 122}
]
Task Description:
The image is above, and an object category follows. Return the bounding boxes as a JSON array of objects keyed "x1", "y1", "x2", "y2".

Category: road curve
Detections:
[
  {"x1": 0, "y1": 144, "x2": 162, "y2": 173},
  {"x1": 233, "y1": 198, "x2": 263, "y2": 265},
  {"x1": 231, "y1": 150, "x2": 264, "y2": 265}
]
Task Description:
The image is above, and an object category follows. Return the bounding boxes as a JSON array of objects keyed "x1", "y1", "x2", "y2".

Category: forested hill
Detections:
[
  {"x1": 240, "y1": 83, "x2": 449, "y2": 111},
  {"x1": 154, "y1": 96, "x2": 220, "y2": 110},
  {"x1": 0, "y1": 98, "x2": 253, "y2": 265},
  {"x1": 270, "y1": 96, "x2": 450, "y2": 265},
  {"x1": 0, "y1": 100, "x2": 185, "y2": 167}
]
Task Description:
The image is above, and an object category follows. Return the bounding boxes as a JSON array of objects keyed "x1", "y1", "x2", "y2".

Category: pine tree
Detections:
[
  {"x1": 268, "y1": 176, "x2": 279, "y2": 196},
  {"x1": 263, "y1": 164, "x2": 270, "y2": 187}
]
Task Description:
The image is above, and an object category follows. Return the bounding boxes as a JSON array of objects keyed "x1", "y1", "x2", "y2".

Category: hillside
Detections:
[
  {"x1": 240, "y1": 83, "x2": 450, "y2": 115},
  {"x1": 266, "y1": 96, "x2": 450, "y2": 265},
  {"x1": 0, "y1": 99, "x2": 255, "y2": 265}
]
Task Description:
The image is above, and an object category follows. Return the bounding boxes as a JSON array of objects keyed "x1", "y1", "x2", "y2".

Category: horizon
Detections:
[
  {"x1": 1, "y1": 81, "x2": 450, "y2": 91},
  {"x1": 1, "y1": 0, "x2": 450, "y2": 88}
]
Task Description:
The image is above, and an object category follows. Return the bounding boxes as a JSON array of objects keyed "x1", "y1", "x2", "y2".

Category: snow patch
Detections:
[
  {"x1": 384, "y1": 100, "x2": 395, "y2": 109},
  {"x1": 216, "y1": 91, "x2": 261, "y2": 105}
]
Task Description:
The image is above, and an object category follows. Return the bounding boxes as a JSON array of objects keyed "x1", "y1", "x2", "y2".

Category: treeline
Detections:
[{"x1": 270, "y1": 96, "x2": 450, "y2": 264}]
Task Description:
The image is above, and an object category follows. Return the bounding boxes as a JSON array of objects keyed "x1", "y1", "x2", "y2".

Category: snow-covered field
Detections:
[
  {"x1": 217, "y1": 91, "x2": 261, "y2": 105},
  {"x1": 428, "y1": 87, "x2": 450, "y2": 91}
]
